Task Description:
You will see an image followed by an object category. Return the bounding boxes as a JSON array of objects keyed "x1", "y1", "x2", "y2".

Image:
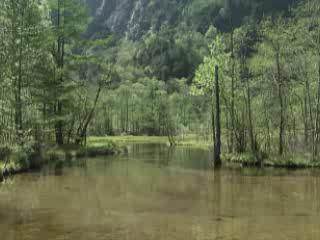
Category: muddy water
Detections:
[{"x1": 1, "y1": 144, "x2": 320, "y2": 240}]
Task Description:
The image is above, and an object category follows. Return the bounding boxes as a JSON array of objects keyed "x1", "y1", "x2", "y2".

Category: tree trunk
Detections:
[
  {"x1": 214, "y1": 65, "x2": 222, "y2": 167},
  {"x1": 306, "y1": 78, "x2": 314, "y2": 145},
  {"x1": 211, "y1": 94, "x2": 215, "y2": 144},
  {"x1": 15, "y1": 31, "x2": 23, "y2": 144},
  {"x1": 13, "y1": 3, "x2": 24, "y2": 145},
  {"x1": 246, "y1": 75, "x2": 255, "y2": 155},
  {"x1": 165, "y1": 115, "x2": 176, "y2": 147},
  {"x1": 303, "y1": 88, "x2": 309, "y2": 145},
  {"x1": 75, "y1": 86, "x2": 102, "y2": 145},
  {"x1": 276, "y1": 51, "x2": 285, "y2": 156},
  {"x1": 55, "y1": 101, "x2": 64, "y2": 145},
  {"x1": 55, "y1": 0, "x2": 64, "y2": 145},
  {"x1": 313, "y1": 61, "x2": 320, "y2": 159},
  {"x1": 230, "y1": 31, "x2": 236, "y2": 153},
  {"x1": 126, "y1": 95, "x2": 129, "y2": 133}
]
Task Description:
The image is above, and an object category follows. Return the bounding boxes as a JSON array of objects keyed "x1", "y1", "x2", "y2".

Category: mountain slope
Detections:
[{"x1": 86, "y1": 0, "x2": 296, "y2": 39}]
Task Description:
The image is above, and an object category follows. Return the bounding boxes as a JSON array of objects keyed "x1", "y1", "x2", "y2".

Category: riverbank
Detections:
[
  {"x1": 223, "y1": 153, "x2": 320, "y2": 169},
  {"x1": 91, "y1": 135, "x2": 211, "y2": 149},
  {"x1": 0, "y1": 139, "x2": 122, "y2": 181},
  {"x1": 2, "y1": 136, "x2": 316, "y2": 180},
  {"x1": 95, "y1": 135, "x2": 320, "y2": 169}
]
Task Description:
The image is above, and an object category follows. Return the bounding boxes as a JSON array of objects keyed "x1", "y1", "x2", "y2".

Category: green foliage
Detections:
[
  {"x1": 136, "y1": 26, "x2": 208, "y2": 81},
  {"x1": 192, "y1": 35, "x2": 229, "y2": 95},
  {"x1": 3, "y1": 0, "x2": 320, "y2": 170}
]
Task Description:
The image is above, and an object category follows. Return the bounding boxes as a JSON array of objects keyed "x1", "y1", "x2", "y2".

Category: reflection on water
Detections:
[{"x1": 1, "y1": 144, "x2": 320, "y2": 240}]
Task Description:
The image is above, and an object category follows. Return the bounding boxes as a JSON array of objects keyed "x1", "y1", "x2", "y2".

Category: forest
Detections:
[
  {"x1": 0, "y1": 0, "x2": 320, "y2": 170},
  {"x1": 2, "y1": 1, "x2": 320, "y2": 240}
]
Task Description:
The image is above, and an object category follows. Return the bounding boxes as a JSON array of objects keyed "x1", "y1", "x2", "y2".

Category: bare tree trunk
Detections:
[
  {"x1": 230, "y1": 31, "x2": 236, "y2": 153},
  {"x1": 306, "y1": 78, "x2": 314, "y2": 145},
  {"x1": 126, "y1": 95, "x2": 129, "y2": 133},
  {"x1": 55, "y1": 101, "x2": 64, "y2": 145},
  {"x1": 55, "y1": 0, "x2": 64, "y2": 145},
  {"x1": 264, "y1": 102, "x2": 271, "y2": 155},
  {"x1": 276, "y1": 51, "x2": 285, "y2": 156},
  {"x1": 12, "y1": 1, "x2": 24, "y2": 145},
  {"x1": 211, "y1": 95, "x2": 215, "y2": 144},
  {"x1": 246, "y1": 77, "x2": 256, "y2": 155},
  {"x1": 214, "y1": 66, "x2": 222, "y2": 167},
  {"x1": 15, "y1": 30, "x2": 23, "y2": 144},
  {"x1": 75, "y1": 86, "x2": 102, "y2": 145},
  {"x1": 303, "y1": 88, "x2": 309, "y2": 145}
]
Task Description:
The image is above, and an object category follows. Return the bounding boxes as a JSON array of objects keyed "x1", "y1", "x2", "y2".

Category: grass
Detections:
[
  {"x1": 0, "y1": 139, "x2": 122, "y2": 181},
  {"x1": 223, "y1": 153, "x2": 258, "y2": 166},
  {"x1": 0, "y1": 158, "x2": 26, "y2": 182},
  {"x1": 89, "y1": 135, "x2": 212, "y2": 149},
  {"x1": 89, "y1": 136, "x2": 169, "y2": 145},
  {"x1": 264, "y1": 153, "x2": 320, "y2": 168},
  {"x1": 92, "y1": 135, "x2": 320, "y2": 169},
  {"x1": 223, "y1": 152, "x2": 320, "y2": 169},
  {"x1": 2, "y1": 135, "x2": 319, "y2": 179},
  {"x1": 175, "y1": 135, "x2": 212, "y2": 149},
  {"x1": 40, "y1": 140, "x2": 123, "y2": 166}
]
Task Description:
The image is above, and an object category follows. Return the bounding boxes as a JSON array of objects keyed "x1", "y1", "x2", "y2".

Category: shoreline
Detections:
[
  {"x1": 93, "y1": 136, "x2": 320, "y2": 170},
  {"x1": 2, "y1": 136, "x2": 319, "y2": 182},
  {"x1": 0, "y1": 140, "x2": 123, "y2": 182}
]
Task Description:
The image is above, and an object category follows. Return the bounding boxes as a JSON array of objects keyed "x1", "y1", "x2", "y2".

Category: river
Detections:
[{"x1": 0, "y1": 143, "x2": 320, "y2": 240}]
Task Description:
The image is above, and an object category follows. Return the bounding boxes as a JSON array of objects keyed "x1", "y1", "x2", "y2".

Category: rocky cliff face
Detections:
[
  {"x1": 85, "y1": 0, "x2": 296, "y2": 40},
  {"x1": 86, "y1": 0, "x2": 187, "y2": 39}
]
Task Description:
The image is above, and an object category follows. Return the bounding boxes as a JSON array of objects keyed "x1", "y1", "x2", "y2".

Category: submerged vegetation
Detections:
[{"x1": 0, "y1": 0, "x2": 320, "y2": 172}]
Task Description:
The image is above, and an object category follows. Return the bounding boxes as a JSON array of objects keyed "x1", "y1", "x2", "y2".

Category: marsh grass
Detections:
[
  {"x1": 0, "y1": 140, "x2": 121, "y2": 181},
  {"x1": 90, "y1": 135, "x2": 212, "y2": 149},
  {"x1": 95, "y1": 135, "x2": 320, "y2": 169}
]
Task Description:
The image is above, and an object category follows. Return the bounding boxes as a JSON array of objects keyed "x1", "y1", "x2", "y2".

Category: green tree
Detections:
[
  {"x1": 193, "y1": 35, "x2": 229, "y2": 165},
  {"x1": 252, "y1": 17, "x2": 294, "y2": 156},
  {"x1": 48, "y1": 0, "x2": 88, "y2": 145},
  {"x1": 294, "y1": 0, "x2": 320, "y2": 159}
]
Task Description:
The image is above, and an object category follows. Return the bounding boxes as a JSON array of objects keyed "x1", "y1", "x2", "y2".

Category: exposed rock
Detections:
[
  {"x1": 86, "y1": 0, "x2": 187, "y2": 40},
  {"x1": 85, "y1": 0, "x2": 296, "y2": 40}
]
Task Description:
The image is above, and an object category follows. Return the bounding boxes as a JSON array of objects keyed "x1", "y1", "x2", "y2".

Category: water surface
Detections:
[{"x1": 1, "y1": 144, "x2": 320, "y2": 240}]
